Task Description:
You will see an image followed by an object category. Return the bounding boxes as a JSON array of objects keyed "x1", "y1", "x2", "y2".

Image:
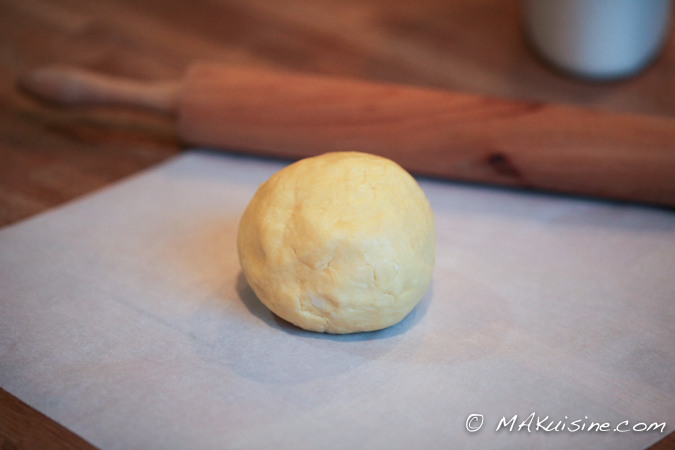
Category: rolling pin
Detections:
[{"x1": 20, "y1": 63, "x2": 675, "y2": 207}]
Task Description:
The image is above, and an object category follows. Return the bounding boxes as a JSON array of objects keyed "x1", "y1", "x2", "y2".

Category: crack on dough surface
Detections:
[
  {"x1": 319, "y1": 257, "x2": 334, "y2": 272},
  {"x1": 298, "y1": 295, "x2": 330, "y2": 326},
  {"x1": 369, "y1": 262, "x2": 398, "y2": 302}
]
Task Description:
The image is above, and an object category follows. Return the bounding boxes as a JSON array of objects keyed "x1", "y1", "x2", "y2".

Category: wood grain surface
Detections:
[{"x1": 1, "y1": 0, "x2": 674, "y2": 448}]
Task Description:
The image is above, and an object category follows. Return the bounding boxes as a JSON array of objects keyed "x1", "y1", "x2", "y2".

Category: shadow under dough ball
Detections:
[{"x1": 237, "y1": 152, "x2": 435, "y2": 334}]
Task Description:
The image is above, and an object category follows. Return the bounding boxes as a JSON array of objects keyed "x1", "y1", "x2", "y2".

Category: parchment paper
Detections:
[{"x1": 1, "y1": 151, "x2": 674, "y2": 450}]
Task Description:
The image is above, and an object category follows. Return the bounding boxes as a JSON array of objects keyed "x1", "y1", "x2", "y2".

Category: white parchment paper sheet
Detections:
[{"x1": 1, "y1": 151, "x2": 674, "y2": 450}]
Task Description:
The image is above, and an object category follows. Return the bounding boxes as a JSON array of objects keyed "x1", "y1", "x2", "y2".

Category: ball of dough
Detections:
[{"x1": 237, "y1": 152, "x2": 435, "y2": 334}]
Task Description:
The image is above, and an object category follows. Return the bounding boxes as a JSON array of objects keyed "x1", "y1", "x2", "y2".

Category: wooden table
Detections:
[{"x1": 0, "y1": 0, "x2": 674, "y2": 448}]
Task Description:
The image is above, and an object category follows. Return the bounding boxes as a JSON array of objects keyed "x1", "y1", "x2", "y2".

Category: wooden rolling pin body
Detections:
[{"x1": 22, "y1": 63, "x2": 675, "y2": 206}]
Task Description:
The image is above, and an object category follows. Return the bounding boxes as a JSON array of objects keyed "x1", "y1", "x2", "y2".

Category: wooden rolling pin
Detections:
[{"x1": 20, "y1": 63, "x2": 675, "y2": 207}]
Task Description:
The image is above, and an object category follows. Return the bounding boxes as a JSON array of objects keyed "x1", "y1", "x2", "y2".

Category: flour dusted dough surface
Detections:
[{"x1": 237, "y1": 152, "x2": 435, "y2": 334}]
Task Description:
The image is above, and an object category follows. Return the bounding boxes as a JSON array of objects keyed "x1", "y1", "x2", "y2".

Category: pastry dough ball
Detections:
[{"x1": 237, "y1": 152, "x2": 435, "y2": 334}]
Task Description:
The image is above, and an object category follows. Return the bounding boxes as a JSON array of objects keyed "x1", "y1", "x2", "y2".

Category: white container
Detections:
[{"x1": 524, "y1": 0, "x2": 672, "y2": 79}]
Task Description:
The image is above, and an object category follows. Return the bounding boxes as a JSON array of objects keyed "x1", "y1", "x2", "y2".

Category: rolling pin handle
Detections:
[{"x1": 18, "y1": 66, "x2": 180, "y2": 115}]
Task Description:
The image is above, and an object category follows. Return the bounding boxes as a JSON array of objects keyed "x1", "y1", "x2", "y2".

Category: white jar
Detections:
[{"x1": 524, "y1": 0, "x2": 672, "y2": 79}]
